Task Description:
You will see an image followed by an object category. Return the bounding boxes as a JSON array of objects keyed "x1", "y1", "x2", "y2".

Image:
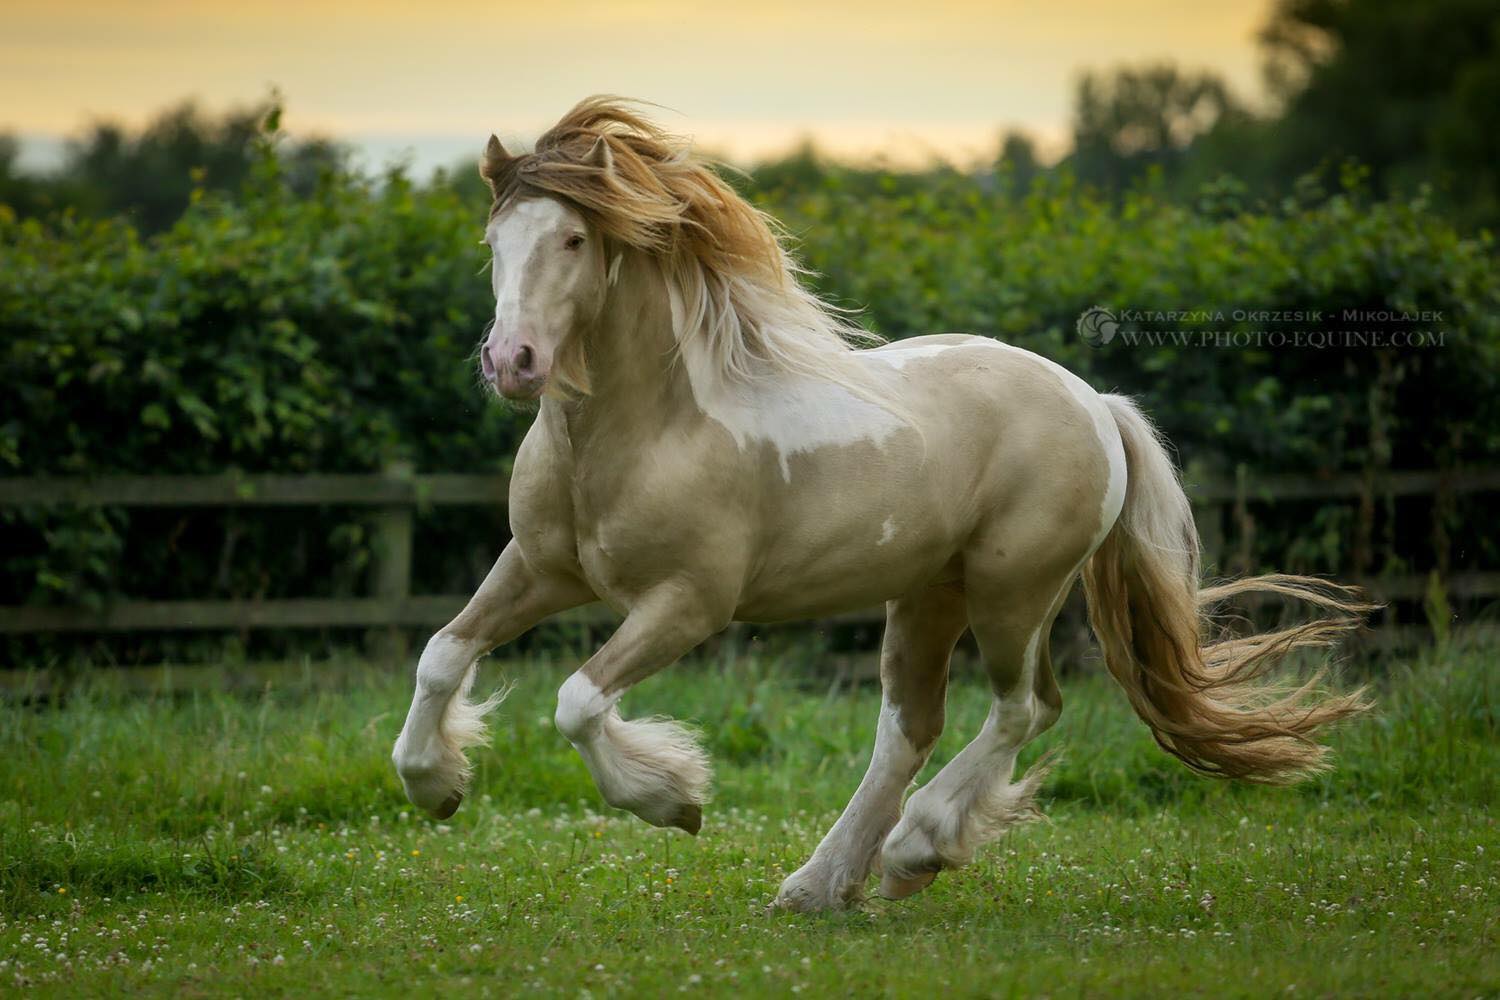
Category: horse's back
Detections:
[
  {"x1": 868, "y1": 334, "x2": 1126, "y2": 574},
  {"x1": 733, "y1": 335, "x2": 1123, "y2": 619}
]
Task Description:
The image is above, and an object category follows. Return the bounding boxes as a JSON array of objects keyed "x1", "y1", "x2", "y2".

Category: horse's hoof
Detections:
[
  {"x1": 430, "y1": 793, "x2": 463, "y2": 820},
  {"x1": 878, "y1": 869, "x2": 937, "y2": 900},
  {"x1": 771, "y1": 872, "x2": 864, "y2": 914},
  {"x1": 669, "y1": 802, "x2": 703, "y2": 835}
]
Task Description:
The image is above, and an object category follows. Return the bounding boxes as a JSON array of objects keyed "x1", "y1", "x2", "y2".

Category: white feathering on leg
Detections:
[{"x1": 436, "y1": 661, "x2": 510, "y2": 792}]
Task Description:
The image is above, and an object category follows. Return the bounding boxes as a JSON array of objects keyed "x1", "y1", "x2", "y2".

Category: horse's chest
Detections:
[
  {"x1": 567, "y1": 445, "x2": 747, "y2": 607},
  {"x1": 566, "y1": 482, "x2": 657, "y2": 598}
]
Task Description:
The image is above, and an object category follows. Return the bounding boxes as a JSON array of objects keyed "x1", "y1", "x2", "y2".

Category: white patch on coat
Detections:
[
  {"x1": 669, "y1": 288, "x2": 907, "y2": 481},
  {"x1": 872, "y1": 700, "x2": 920, "y2": 770},
  {"x1": 864, "y1": 343, "x2": 958, "y2": 369},
  {"x1": 878, "y1": 516, "x2": 898, "y2": 545}
]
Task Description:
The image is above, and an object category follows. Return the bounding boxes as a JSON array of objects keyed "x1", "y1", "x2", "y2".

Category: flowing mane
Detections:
[{"x1": 482, "y1": 96, "x2": 873, "y2": 392}]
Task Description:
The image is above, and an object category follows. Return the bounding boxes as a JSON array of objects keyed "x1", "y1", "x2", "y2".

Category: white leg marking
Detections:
[
  {"x1": 555, "y1": 670, "x2": 711, "y2": 829},
  {"x1": 554, "y1": 671, "x2": 615, "y2": 742},
  {"x1": 393, "y1": 633, "x2": 506, "y2": 813},
  {"x1": 776, "y1": 698, "x2": 924, "y2": 911},
  {"x1": 879, "y1": 628, "x2": 1055, "y2": 891}
]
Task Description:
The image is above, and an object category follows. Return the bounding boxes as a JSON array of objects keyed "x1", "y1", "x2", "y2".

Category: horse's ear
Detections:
[
  {"x1": 583, "y1": 135, "x2": 613, "y2": 171},
  {"x1": 480, "y1": 135, "x2": 515, "y2": 195}
]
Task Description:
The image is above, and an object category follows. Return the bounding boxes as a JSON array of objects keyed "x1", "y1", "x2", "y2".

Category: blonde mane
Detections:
[{"x1": 481, "y1": 96, "x2": 874, "y2": 394}]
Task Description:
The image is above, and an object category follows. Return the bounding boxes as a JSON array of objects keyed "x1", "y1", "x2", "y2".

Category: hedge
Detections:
[{"x1": 3, "y1": 148, "x2": 1497, "y2": 659}]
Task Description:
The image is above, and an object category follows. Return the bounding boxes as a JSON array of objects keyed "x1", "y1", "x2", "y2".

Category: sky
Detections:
[{"x1": 4, "y1": 0, "x2": 1273, "y2": 174}]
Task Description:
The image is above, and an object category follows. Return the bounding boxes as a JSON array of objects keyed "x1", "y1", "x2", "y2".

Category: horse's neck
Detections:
[{"x1": 557, "y1": 254, "x2": 696, "y2": 447}]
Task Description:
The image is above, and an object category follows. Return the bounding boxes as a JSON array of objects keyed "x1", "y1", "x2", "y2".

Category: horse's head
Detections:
[
  {"x1": 479, "y1": 157, "x2": 611, "y2": 400},
  {"x1": 473, "y1": 97, "x2": 847, "y2": 402}
]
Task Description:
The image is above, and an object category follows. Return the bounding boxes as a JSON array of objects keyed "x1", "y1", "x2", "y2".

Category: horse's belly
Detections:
[
  {"x1": 733, "y1": 511, "x2": 962, "y2": 622},
  {"x1": 726, "y1": 393, "x2": 989, "y2": 621}
]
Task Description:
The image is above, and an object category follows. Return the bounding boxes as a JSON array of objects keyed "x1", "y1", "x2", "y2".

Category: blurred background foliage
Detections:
[{"x1": 2, "y1": 0, "x2": 1498, "y2": 664}]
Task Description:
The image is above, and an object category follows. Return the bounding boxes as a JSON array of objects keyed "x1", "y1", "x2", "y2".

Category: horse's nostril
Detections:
[
  {"x1": 480, "y1": 346, "x2": 497, "y2": 381},
  {"x1": 515, "y1": 345, "x2": 535, "y2": 374}
]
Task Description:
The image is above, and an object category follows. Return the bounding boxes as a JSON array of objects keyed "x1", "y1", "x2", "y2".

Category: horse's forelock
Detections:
[
  {"x1": 486, "y1": 98, "x2": 774, "y2": 269},
  {"x1": 484, "y1": 96, "x2": 875, "y2": 392}
]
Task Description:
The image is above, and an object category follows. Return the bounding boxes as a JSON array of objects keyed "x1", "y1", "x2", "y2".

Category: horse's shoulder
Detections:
[{"x1": 508, "y1": 410, "x2": 577, "y2": 533}]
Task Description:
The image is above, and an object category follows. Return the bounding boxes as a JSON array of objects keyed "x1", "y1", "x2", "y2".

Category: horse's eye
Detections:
[{"x1": 564, "y1": 234, "x2": 585, "y2": 251}]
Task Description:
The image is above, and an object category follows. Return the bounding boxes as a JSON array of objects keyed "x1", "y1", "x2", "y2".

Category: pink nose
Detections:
[
  {"x1": 484, "y1": 341, "x2": 534, "y2": 373},
  {"x1": 482, "y1": 338, "x2": 547, "y2": 398},
  {"x1": 482, "y1": 341, "x2": 534, "y2": 376}
]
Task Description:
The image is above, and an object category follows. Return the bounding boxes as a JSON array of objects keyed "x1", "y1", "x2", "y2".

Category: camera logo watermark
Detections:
[
  {"x1": 1076, "y1": 306, "x2": 1120, "y2": 347},
  {"x1": 1075, "y1": 306, "x2": 1446, "y2": 349}
]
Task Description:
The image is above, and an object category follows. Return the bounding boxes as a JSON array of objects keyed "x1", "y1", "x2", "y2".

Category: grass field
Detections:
[{"x1": 1, "y1": 639, "x2": 1496, "y2": 997}]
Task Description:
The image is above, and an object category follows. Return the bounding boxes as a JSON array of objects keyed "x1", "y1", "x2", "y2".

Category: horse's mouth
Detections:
[
  {"x1": 484, "y1": 361, "x2": 548, "y2": 401},
  {"x1": 494, "y1": 374, "x2": 547, "y2": 402}
]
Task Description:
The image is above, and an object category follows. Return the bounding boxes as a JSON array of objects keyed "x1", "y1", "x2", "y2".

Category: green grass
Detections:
[{"x1": 1, "y1": 641, "x2": 1496, "y2": 997}]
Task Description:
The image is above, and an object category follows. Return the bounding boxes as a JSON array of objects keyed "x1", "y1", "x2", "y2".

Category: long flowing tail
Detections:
[{"x1": 1081, "y1": 395, "x2": 1373, "y2": 783}]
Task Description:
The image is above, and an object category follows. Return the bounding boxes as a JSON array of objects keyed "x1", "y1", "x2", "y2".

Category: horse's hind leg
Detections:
[
  {"x1": 877, "y1": 574, "x2": 1071, "y2": 900},
  {"x1": 773, "y1": 584, "x2": 967, "y2": 912}
]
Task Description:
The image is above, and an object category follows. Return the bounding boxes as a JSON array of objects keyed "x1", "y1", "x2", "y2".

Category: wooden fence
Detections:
[{"x1": 2, "y1": 466, "x2": 1498, "y2": 643}]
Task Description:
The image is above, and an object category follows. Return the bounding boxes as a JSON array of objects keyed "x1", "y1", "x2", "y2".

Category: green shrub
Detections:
[
  {"x1": 2, "y1": 147, "x2": 523, "y2": 642},
  {"x1": 3, "y1": 149, "x2": 1498, "y2": 660}
]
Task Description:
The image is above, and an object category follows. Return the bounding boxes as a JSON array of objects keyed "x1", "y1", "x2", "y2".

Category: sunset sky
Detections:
[{"x1": 6, "y1": 0, "x2": 1274, "y2": 172}]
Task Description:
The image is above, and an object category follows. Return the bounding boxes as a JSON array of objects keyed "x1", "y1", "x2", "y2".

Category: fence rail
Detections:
[
  {"x1": 0, "y1": 471, "x2": 509, "y2": 508},
  {"x1": 3, "y1": 466, "x2": 1497, "y2": 639},
  {"x1": 1185, "y1": 468, "x2": 1500, "y2": 502}
]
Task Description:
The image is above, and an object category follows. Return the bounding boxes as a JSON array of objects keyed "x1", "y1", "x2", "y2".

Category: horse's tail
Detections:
[{"x1": 1081, "y1": 394, "x2": 1373, "y2": 782}]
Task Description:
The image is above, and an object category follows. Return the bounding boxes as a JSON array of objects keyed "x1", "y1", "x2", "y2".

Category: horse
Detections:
[{"x1": 391, "y1": 97, "x2": 1371, "y2": 912}]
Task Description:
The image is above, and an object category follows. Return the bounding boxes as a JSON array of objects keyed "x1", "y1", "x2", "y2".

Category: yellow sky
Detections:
[{"x1": 4, "y1": 0, "x2": 1272, "y2": 168}]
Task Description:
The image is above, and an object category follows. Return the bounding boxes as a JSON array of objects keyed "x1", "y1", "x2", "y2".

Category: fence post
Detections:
[
  {"x1": 1186, "y1": 460, "x2": 1225, "y2": 578},
  {"x1": 368, "y1": 461, "x2": 414, "y2": 662},
  {"x1": 1232, "y1": 462, "x2": 1254, "y2": 577}
]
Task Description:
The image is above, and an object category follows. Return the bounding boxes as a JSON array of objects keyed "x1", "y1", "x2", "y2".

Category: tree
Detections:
[
  {"x1": 1067, "y1": 63, "x2": 1239, "y2": 191},
  {"x1": 1260, "y1": 0, "x2": 1500, "y2": 218},
  {"x1": 996, "y1": 130, "x2": 1039, "y2": 193},
  {"x1": 1, "y1": 99, "x2": 345, "y2": 232}
]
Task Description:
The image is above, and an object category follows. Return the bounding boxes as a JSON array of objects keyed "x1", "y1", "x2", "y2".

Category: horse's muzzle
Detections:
[{"x1": 483, "y1": 338, "x2": 549, "y2": 400}]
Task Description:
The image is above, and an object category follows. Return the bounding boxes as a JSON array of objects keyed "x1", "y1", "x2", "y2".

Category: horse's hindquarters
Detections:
[{"x1": 731, "y1": 338, "x2": 1123, "y2": 623}]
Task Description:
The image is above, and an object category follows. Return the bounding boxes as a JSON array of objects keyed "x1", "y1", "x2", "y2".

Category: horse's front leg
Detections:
[
  {"x1": 393, "y1": 542, "x2": 592, "y2": 817},
  {"x1": 553, "y1": 584, "x2": 729, "y2": 834},
  {"x1": 774, "y1": 584, "x2": 966, "y2": 912}
]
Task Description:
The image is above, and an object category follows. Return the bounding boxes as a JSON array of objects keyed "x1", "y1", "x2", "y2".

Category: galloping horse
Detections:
[{"x1": 392, "y1": 97, "x2": 1369, "y2": 912}]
